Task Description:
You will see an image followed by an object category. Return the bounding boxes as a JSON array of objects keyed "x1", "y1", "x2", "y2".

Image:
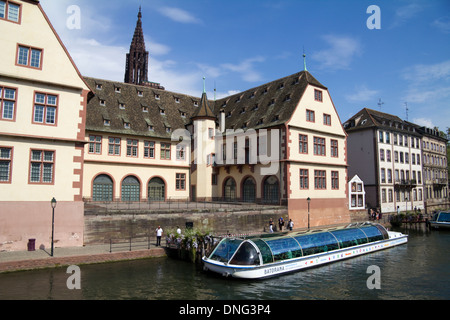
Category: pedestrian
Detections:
[
  {"x1": 369, "y1": 208, "x2": 373, "y2": 220},
  {"x1": 156, "y1": 226, "x2": 163, "y2": 246},
  {"x1": 176, "y1": 226, "x2": 181, "y2": 235},
  {"x1": 269, "y1": 218, "x2": 274, "y2": 233},
  {"x1": 278, "y1": 217, "x2": 284, "y2": 231},
  {"x1": 397, "y1": 206, "x2": 400, "y2": 214},
  {"x1": 288, "y1": 219, "x2": 294, "y2": 231}
]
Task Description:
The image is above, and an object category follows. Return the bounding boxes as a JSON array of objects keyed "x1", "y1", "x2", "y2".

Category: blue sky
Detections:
[{"x1": 41, "y1": 0, "x2": 450, "y2": 131}]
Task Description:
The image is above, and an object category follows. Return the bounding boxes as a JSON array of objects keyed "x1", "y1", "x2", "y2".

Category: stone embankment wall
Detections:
[{"x1": 84, "y1": 206, "x2": 288, "y2": 244}]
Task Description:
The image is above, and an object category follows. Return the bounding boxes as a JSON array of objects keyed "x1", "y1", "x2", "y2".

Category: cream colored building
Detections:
[{"x1": 0, "y1": 0, "x2": 91, "y2": 251}]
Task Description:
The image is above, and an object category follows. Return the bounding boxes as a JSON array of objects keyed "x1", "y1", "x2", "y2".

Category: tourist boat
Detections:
[
  {"x1": 429, "y1": 211, "x2": 450, "y2": 229},
  {"x1": 202, "y1": 222, "x2": 407, "y2": 279}
]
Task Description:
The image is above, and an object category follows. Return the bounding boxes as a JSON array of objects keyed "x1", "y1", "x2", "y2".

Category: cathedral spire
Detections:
[{"x1": 124, "y1": 7, "x2": 149, "y2": 85}]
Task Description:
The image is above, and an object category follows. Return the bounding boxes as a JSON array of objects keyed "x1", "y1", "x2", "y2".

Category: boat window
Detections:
[
  {"x1": 330, "y1": 228, "x2": 368, "y2": 249},
  {"x1": 295, "y1": 232, "x2": 339, "y2": 256},
  {"x1": 229, "y1": 241, "x2": 260, "y2": 266},
  {"x1": 437, "y1": 212, "x2": 450, "y2": 222},
  {"x1": 359, "y1": 226, "x2": 385, "y2": 242},
  {"x1": 209, "y1": 238, "x2": 243, "y2": 263},
  {"x1": 252, "y1": 239, "x2": 274, "y2": 264},
  {"x1": 264, "y1": 237, "x2": 302, "y2": 262}
]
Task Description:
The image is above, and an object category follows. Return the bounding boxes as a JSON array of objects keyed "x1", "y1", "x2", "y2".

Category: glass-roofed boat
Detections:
[
  {"x1": 202, "y1": 222, "x2": 407, "y2": 279},
  {"x1": 429, "y1": 211, "x2": 450, "y2": 229}
]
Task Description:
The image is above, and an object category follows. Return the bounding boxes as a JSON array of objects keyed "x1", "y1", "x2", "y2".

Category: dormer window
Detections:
[
  {"x1": 115, "y1": 87, "x2": 121, "y2": 93},
  {"x1": 160, "y1": 108, "x2": 165, "y2": 115},
  {"x1": 99, "y1": 99, "x2": 105, "y2": 106},
  {"x1": 272, "y1": 115, "x2": 279, "y2": 122},
  {"x1": 148, "y1": 125, "x2": 154, "y2": 131},
  {"x1": 103, "y1": 119, "x2": 110, "y2": 126},
  {"x1": 284, "y1": 94, "x2": 291, "y2": 102},
  {"x1": 257, "y1": 118, "x2": 264, "y2": 125},
  {"x1": 96, "y1": 84, "x2": 102, "y2": 90},
  {"x1": 174, "y1": 97, "x2": 180, "y2": 103},
  {"x1": 137, "y1": 90, "x2": 143, "y2": 97},
  {"x1": 252, "y1": 104, "x2": 259, "y2": 111},
  {"x1": 278, "y1": 83, "x2": 284, "y2": 90},
  {"x1": 193, "y1": 101, "x2": 199, "y2": 107},
  {"x1": 155, "y1": 94, "x2": 160, "y2": 100},
  {"x1": 226, "y1": 111, "x2": 232, "y2": 118},
  {"x1": 124, "y1": 122, "x2": 130, "y2": 129},
  {"x1": 119, "y1": 103, "x2": 125, "y2": 109},
  {"x1": 249, "y1": 92, "x2": 255, "y2": 99},
  {"x1": 262, "y1": 88, "x2": 268, "y2": 95},
  {"x1": 142, "y1": 106, "x2": 149, "y2": 112},
  {"x1": 180, "y1": 111, "x2": 186, "y2": 118},
  {"x1": 166, "y1": 127, "x2": 172, "y2": 133},
  {"x1": 240, "y1": 107, "x2": 246, "y2": 114},
  {"x1": 235, "y1": 96, "x2": 241, "y2": 103},
  {"x1": 268, "y1": 99, "x2": 275, "y2": 106}
]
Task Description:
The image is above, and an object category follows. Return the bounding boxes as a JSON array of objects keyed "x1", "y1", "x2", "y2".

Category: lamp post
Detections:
[
  {"x1": 50, "y1": 197, "x2": 57, "y2": 257},
  {"x1": 307, "y1": 197, "x2": 311, "y2": 230}
]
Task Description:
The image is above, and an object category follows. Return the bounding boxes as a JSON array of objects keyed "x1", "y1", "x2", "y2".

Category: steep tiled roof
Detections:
[
  {"x1": 84, "y1": 70, "x2": 327, "y2": 138},
  {"x1": 213, "y1": 70, "x2": 326, "y2": 131},
  {"x1": 84, "y1": 77, "x2": 200, "y2": 139}
]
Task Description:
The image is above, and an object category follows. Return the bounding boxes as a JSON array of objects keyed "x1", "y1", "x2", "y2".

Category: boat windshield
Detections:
[
  {"x1": 209, "y1": 238, "x2": 243, "y2": 263},
  {"x1": 437, "y1": 212, "x2": 450, "y2": 222},
  {"x1": 229, "y1": 241, "x2": 261, "y2": 265}
]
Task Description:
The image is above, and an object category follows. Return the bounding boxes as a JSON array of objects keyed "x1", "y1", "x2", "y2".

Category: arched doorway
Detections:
[
  {"x1": 121, "y1": 175, "x2": 140, "y2": 202},
  {"x1": 92, "y1": 174, "x2": 113, "y2": 201},
  {"x1": 263, "y1": 176, "x2": 279, "y2": 204},
  {"x1": 242, "y1": 177, "x2": 256, "y2": 203},
  {"x1": 224, "y1": 177, "x2": 236, "y2": 202},
  {"x1": 148, "y1": 177, "x2": 165, "y2": 201}
]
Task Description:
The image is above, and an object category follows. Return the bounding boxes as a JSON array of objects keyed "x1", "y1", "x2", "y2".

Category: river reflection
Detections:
[{"x1": 0, "y1": 226, "x2": 449, "y2": 300}]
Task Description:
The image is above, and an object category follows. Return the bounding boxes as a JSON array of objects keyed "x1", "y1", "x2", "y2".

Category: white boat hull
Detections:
[{"x1": 203, "y1": 231, "x2": 407, "y2": 279}]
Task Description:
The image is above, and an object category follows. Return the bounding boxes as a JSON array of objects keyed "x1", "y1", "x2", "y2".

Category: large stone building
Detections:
[
  {"x1": 82, "y1": 9, "x2": 351, "y2": 229},
  {"x1": 0, "y1": 0, "x2": 91, "y2": 251}
]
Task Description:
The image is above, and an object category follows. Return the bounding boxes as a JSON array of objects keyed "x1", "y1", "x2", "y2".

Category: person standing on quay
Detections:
[{"x1": 156, "y1": 226, "x2": 163, "y2": 246}]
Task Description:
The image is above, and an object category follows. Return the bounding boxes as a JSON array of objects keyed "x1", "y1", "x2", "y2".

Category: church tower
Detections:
[{"x1": 124, "y1": 7, "x2": 149, "y2": 86}]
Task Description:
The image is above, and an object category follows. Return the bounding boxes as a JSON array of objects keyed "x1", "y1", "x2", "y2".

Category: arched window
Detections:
[
  {"x1": 242, "y1": 177, "x2": 256, "y2": 203},
  {"x1": 121, "y1": 175, "x2": 140, "y2": 202},
  {"x1": 148, "y1": 177, "x2": 165, "y2": 201},
  {"x1": 224, "y1": 177, "x2": 236, "y2": 201},
  {"x1": 93, "y1": 174, "x2": 113, "y2": 201},
  {"x1": 263, "y1": 176, "x2": 279, "y2": 204}
]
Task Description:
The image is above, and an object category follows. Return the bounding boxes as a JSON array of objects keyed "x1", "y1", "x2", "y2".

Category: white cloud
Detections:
[
  {"x1": 156, "y1": 7, "x2": 201, "y2": 24},
  {"x1": 412, "y1": 117, "x2": 434, "y2": 128},
  {"x1": 403, "y1": 86, "x2": 450, "y2": 104},
  {"x1": 432, "y1": 16, "x2": 450, "y2": 34},
  {"x1": 345, "y1": 85, "x2": 379, "y2": 103},
  {"x1": 390, "y1": 3, "x2": 424, "y2": 28},
  {"x1": 221, "y1": 56, "x2": 265, "y2": 82},
  {"x1": 312, "y1": 35, "x2": 361, "y2": 71},
  {"x1": 401, "y1": 60, "x2": 450, "y2": 83}
]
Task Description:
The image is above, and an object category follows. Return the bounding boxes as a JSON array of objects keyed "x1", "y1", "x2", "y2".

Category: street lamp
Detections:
[
  {"x1": 50, "y1": 197, "x2": 57, "y2": 257},
  {"x1": 307, "y1": 197, "x2": 311, "y2": 230}
]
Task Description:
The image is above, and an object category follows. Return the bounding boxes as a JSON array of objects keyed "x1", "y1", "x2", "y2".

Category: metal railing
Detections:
[{"x1": 109, "y1": 236, "x2": 166, "y2": 253}]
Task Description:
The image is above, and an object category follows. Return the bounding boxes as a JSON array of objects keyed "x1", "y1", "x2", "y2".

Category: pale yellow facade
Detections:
[{"x1": 0, "y1": 0, "x2": 90, "y2": 251}]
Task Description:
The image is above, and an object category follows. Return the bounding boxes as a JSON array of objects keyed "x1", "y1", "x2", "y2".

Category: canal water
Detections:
[{"x1": 0, "y1": 226, "x2": 449, "y2": 300}]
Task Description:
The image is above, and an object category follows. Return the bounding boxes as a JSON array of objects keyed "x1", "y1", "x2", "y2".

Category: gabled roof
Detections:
[{"x1": 213, "y1": 70, "x2": 326, "y2": 131}]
